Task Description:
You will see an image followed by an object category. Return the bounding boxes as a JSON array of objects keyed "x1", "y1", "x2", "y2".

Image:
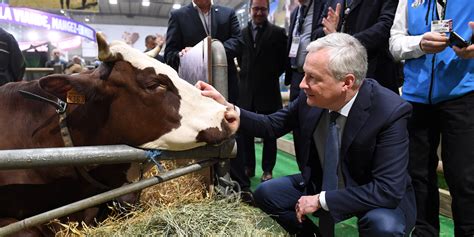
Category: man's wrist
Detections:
[
  {"x1": 419, "y1": 40, "x2": 424, "y2": 52},
  {"x1": 320, "y1": 191, "x2": 329, "y2": 211}
]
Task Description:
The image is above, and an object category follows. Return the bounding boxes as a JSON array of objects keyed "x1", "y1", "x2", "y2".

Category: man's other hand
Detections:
[
  {"x1": 296, "y1": 194, "x2": 321, "y2": 223},
  {"x1": 453, "y1": 22, "x2": 474, "y2": 59}
]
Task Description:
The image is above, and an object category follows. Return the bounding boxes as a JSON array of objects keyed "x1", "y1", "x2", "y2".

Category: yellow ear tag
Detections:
[{"x1": 66, "y1": 89, "x2": 86, "y2": 104}]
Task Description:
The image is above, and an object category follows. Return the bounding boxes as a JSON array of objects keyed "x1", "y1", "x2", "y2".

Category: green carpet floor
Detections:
[{"x1": 249, "y1": 142, "x2": 455, "y2": 236}]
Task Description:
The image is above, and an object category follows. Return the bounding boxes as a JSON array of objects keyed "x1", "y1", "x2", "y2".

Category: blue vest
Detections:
[{"x1": 403, "y1": 0, "x2": 474, "y2": 104}]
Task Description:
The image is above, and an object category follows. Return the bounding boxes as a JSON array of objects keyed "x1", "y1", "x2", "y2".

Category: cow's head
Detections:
[{"x1": 38, "y1": 33, "x2": 237, "y2": 150}]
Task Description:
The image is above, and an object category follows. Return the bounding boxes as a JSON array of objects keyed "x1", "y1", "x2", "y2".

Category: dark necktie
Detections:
[
  {"x1": 254, "y1": 26, "x2": 263, "y2": 48},
  {"x1": 296, "y1": 4, "x2": 307, "y2": 34},
  {"x1": 322, "y1": 111, "x2": 341, "y2": 191}
]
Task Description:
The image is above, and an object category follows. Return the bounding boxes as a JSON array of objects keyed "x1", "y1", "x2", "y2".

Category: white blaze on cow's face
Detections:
[{"x1": 106, "y1": 41, "x2": 231, "y2": 150}]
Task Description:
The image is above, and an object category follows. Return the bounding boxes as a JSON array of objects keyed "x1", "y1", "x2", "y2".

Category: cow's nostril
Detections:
[{"x1": 225, "y1": 116, "x2": 236, "y2": 123}]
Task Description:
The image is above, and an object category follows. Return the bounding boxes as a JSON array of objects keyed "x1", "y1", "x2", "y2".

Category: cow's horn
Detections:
[
  {"x1": 145, "y1": 45, "x2": 161, "y2": 58},
  {"x1": 96, "y1": 32, "x2": 119, "y2": 62}
]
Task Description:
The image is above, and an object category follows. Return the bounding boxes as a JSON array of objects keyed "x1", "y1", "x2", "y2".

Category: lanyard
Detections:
[{"x1": 436, "y1": 0, "x2": 447, "y2": 20}]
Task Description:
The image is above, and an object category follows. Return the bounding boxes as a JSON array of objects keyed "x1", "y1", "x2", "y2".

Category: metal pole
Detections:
[
  {"x1": 210, "y1": 40, "x2": 237, "y2": 194},
  {"x1": 0, "y1": 140, "x2": 236, "y2": 170},
  {"x1": 211, "y1": 39, "x2": 228, "y2": 100},
  {"x1": 0, "y1": 159, "x2": 217, "y2": 236}
]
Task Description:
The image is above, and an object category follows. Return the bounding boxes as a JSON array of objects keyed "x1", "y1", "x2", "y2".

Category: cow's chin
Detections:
[{"x1": 137, "y1": 120, "x2": 233, "y2": 151}]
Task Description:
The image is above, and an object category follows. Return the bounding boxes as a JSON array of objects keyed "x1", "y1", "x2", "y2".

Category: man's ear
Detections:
[{"x1": 341, "y1": 74, "x2": 356, "y2": 92}]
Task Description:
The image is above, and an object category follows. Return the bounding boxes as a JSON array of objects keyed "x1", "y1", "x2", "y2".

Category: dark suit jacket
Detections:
[
  {"x1": 0, "y1": 28, "x2": 25, "y2": 86},
  {"x1": 239, "y1": 79, "x2": 416, "y2": 223},
  {"x1": 284, "y1": 0, "x2": 327, "y2": 86},
  {"x1": 325, "y1": 0, "x2": 401, "y2": 93},
  {"x1": 238, "y1": 21, "x2": 287, "y2": 112},
  {"x1": 164, "y1": 3, "x2": 243, "y2": 102}
]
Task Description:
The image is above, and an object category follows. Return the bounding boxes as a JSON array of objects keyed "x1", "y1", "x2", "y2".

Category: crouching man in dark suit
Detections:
[{"x1": 197, "y1": 33, "x2": 416, "y2": 237}]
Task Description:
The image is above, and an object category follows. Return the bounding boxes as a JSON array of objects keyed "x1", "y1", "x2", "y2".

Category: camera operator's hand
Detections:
[
  {"x1": 419, "y1": 32, "x2": 449, "y2": 54},
  {"x1": 453, "y1": 22, "x2": 474, "y2": 59}
]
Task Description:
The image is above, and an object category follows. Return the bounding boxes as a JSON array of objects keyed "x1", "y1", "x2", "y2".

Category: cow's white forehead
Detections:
[{"x1": 108, "y1": 41, "x2": 228, "y2": 150}]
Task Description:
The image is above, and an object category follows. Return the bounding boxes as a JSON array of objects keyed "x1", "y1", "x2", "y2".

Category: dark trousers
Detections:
[
  {"x1": 254, "y1": 174, "x2": 415, "y2": 237},
  {"x1": 231, "y1": 131, "x2": 251, "y2": 191},
  {"x1": 240, "y1": 110, "x2": 277, "y2": 174},
  {"x1": 408, "y1": 92, "x2": 474, "y2": 237}
]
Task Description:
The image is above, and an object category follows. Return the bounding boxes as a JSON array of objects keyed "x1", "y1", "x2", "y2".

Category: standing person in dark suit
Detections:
[
  {"x1": 0, "y1": 27, "x2": 25, "y2": 86},
  {"x1": 164, "y1": 0, "x2": 242, "y2": 104},
  {"x1": 164, "y1": 0, "x2": 249, "y2": 198},
  {"x1": 321, "y1": 0, "x2": 400, "y2": 93},
  {"x1": 286, "y1": 0, "x2": 327, "y2": 102},
  {"x1": 238, "y1": 0, "x2": 288, "y2": 182},
  {"x1": 197, "y1": 33, "x2": 416, "y2": 237},
  {"x1": 286, "y1": 0, "x2": 327, "y2": 184},
  {"x1": 144, "y1": 34, "x2": 165, "y2": 63}
]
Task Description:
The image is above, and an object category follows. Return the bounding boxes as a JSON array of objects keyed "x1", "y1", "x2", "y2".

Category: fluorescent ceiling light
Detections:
[
  {"x1": 109, "y1": 0, "x2": 118, "y2": 4},
  {"x1": 172, "y1": 3, "x2": 181, "y2": 9},
  {"x1": 142, "y1": 0, "x2": 150, "y2": 7}
]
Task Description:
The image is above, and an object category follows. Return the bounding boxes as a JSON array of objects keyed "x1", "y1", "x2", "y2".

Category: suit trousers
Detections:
[
  {"x1": 231, "y1": 131, "x2": 251, "y2": 191},
  {"x1": 408, "y1": 92, "x2": 474, "y2": 237},
  {"x1": 254, "y1": 174, "x2": 414, "y2": 236},
  {"x1": 240, "y1": 110, "x2": 277, "y2": 174}
]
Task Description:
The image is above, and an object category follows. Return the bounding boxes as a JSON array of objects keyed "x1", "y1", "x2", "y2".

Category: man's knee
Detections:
[
  {"x1": 358, "y1": 208, "x2": 406, "y2": 237},
  {"x1": 254, "y1": 182, "x2": 273, "y2": 211}
]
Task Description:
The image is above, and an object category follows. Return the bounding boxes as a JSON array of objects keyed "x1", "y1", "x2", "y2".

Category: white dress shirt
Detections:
[
  {"x1": 389, "y1": 0, "x2": 425, "y2": 61},
  {"x1": 318, "y1": 91, "x2": 359, "y2": 211}
]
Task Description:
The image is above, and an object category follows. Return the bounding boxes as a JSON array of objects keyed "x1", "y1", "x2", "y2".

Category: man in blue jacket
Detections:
[
  {"x1": 198, "y1": 33, "x2": 416, "y2": 237},
  {"x1": 390, "y1": 0, "x2": 474, "y2": 235}
]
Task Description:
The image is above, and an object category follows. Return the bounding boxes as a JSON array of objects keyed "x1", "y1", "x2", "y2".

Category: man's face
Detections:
[
  {"x1": 251, "y1": 0, "x2": 269, "y2": 26},
  {"x1": 299, "y1": 49, "x2": 346, "y2": 109},
  {"x1": 146, "y1": 38, "x2": 157, "y2": 49},
  {"x1": 53, "y1": 51, "x2": 61, "y2": 60},
  {"x1": 193, "y1": 0, "x2": 211, "y2": 9}
]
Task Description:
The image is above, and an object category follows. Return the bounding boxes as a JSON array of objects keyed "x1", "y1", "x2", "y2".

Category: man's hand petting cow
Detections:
[{"x1": 0, "y1": 32, "x2": 239, "y2": 236}]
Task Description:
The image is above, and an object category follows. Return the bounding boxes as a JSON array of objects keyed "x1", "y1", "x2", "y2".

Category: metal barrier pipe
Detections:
[
  {"x1": 210, "y1": 39, "x2": 236, "y2": 194},
  {"x1": 0, "y1": 140, "x2": 236, "y2": 170},
  {"x1": 211, "y1": 39, "x2": 228, "y2": 100},
  {"x1": 0, "y1": 159, "x2": 217, "y2": 236}
]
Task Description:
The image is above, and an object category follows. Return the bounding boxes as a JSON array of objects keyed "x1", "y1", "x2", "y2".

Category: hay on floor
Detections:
[{"x1": 53, "y1": 161, "x2": 287, "y2": 236}]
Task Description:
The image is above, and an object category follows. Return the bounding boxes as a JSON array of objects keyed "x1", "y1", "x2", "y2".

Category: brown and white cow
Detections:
[{"x1": 0, "y1": 33, "x2": 238, "y2": 236}]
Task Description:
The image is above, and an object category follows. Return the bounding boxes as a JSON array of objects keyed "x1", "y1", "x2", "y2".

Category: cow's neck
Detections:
[{"x1": 0, "y1": 81, "x2": 117, "y2": 149}]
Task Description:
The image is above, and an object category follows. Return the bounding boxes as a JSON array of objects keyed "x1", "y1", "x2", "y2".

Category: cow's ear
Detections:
[{"x1": 39, "y1": 75, "x2": 73, "y2": 100}]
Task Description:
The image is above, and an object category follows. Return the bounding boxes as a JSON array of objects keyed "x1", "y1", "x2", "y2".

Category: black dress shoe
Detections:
[
  {"x1": 260, "y1": 171, "x2": 273, "y2": 182},
  {"x1": 296, "y1": 219, "x2": 322, "y2": 237},
  {"x1": 245, "y1": 167, "x2": 255, "y2": 178},
  {"x1": 240, "y1": 189, "x2": 255, "y2": 206}
]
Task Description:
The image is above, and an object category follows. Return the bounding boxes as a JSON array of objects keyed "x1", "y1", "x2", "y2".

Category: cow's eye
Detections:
[{"x1": 145, "y1": 82, "x2": 167, "y2": 92}]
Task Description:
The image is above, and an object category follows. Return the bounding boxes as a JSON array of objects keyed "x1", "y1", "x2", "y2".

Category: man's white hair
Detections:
[{"x1": 306, "y1": 33, "x2": 367, "y2": 86}]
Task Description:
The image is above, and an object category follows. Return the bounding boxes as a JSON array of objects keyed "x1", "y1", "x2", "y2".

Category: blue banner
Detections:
[{"x1": 0, "y1": 3, "x2": 95, "y2": 41}]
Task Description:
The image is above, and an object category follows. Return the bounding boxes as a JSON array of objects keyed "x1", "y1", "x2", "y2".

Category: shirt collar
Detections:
[
  {"x1": 330, "y1": 90, "x2": 359, "y2": 117},
  {"x1": 251, "y1": 21, "x2": 266, "y2": 30}
]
